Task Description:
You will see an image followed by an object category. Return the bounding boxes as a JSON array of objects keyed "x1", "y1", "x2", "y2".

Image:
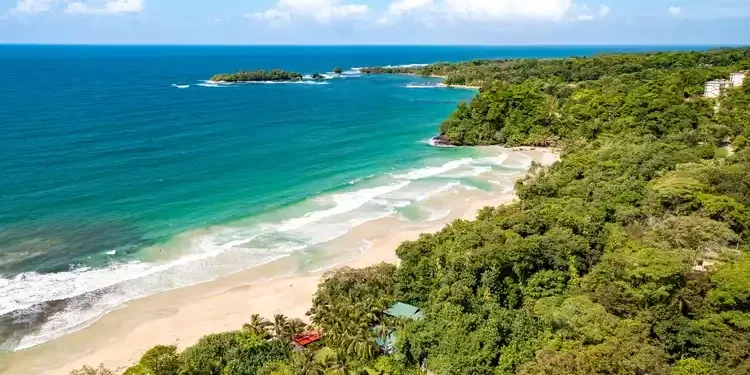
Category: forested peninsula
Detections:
[{"x1": 78, "y1": 48, "x2": 750, "y2": 375}]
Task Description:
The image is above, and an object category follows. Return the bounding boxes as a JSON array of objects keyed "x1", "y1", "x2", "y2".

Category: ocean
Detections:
[{"x1": 0, "y1": 45, "x2": 709, "y2": 351}]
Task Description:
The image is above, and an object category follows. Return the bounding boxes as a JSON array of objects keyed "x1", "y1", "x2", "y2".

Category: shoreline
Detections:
[
  {"x1": 428, "y1": 75, "x2": 481, "y2": 90},
  {"x1": 0, "y1": 147, "x2": 558, "y2": 375},
  {"x1": 362, "y1": 72, "x2": 481, "y2": 90}
]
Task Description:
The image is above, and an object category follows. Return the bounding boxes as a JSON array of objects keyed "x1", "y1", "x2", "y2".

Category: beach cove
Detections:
[
  {"x1": 2, "y1": 45, "x2": 705, "y2": 375},
  {"x1": 0, "y1": 147, "x2": 558, "y2": 375}
]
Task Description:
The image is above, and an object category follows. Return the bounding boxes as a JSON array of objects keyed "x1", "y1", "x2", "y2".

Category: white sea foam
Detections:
[
  {"x1": 11, "y1": 250, "x2": 294, "y2": 350},
  {"x1": 405, "y1": 83, "x2": 447, "y2": 89},
  {"x1": 441, "y1": 166, "x2": 493, "y2": 178},
  {"x1": 424, "y1": 138, "x2": 457, "y2": 148},
  {"x1": 278, "y1": 182, "x2": 409, "y2": 233},
  {"x1": 383, "y1": 63, "x2": 429, "y2": 69},
  {"x1": 235, "y1": 80, "x2": 329, "y2": 85},
  {"x1": 198, "y1": 80, "x2": 328, "y2": 87},
  {"x1": 260, "y1": 80, "x2": 329, "y2": 85},
  {"x1": 475, "y1": 153, "x2": 509, "y2": 167},
  {"x1": 0, "y1": 229, "x2": 271, "y2": 319},
  {"x1": 425, "y1": 208, "x2": 452, "y2": 222},
  {"x1": 196, "y1": 82, "x2": 223, "y2": 88},
  {"x1": 393, "y1": 158, "x2": 473, "y2": 180},
  {"x1": 416, "y1": 181, "x2": 462, "y2": 202},
  {"x1": 298, "y1": 81, "x2": 329, "y2": 85}
]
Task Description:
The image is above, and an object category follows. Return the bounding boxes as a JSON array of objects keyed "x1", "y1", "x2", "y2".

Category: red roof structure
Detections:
[{"x1": 293, "y1": 331, "x2": 322, "y2": 347}]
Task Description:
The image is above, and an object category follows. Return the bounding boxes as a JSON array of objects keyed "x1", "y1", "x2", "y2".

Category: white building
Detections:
[
  {"x1": 730, "y1": 71, "x2": 747, "y2": 87},
  {"x1": 705, "y1": 79, "x2": 731, "y2": 98}
]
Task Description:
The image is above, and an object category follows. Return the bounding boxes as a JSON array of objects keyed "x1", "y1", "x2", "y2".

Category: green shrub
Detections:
[
  {"x1": 69, "y1": 365, "x2": 115, "y2": 375},
  {"x1": 139, "y1": 345, "x2": 180, "y2": 375}
]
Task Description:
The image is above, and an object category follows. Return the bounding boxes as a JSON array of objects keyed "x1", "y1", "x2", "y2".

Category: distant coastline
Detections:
[{"x1": 208, "y1": 66, "x2": 481, "y2": 90}]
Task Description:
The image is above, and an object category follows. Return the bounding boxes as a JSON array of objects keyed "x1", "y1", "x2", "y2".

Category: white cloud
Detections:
[
  {"x1": 668, "y1": 6, "x2": 681, "y2": 16},
  {"x1": 440, "y1": 0, "x2": 572, "y2": 21},
  {"x1": 377, "y1": 0, "x2": 432, "y2": 24},
  {"x1": 247, "y1": 8, "x2": 292, "y2": 22},
  {"x1": 598, "y1": 5, "x2": 610, "y2": 18},
  {"x1": 387, "y1": 0, "x2": 433, "y2": 16},
  {"x1": 10, "y1": 0, "x2": 55, "y2": 14},
  {"x1": 570, "y1": 3, "x2": 609, "y2": 22},
  {"x1": 380, "y1": 0, "x2": 573, "y2": 23},
  {"x1": 249, "y1": 0, "x2": 369, "y2": 23},
  {"x1": 65, "y1": 0, "x2": 143, "y2": 15}
]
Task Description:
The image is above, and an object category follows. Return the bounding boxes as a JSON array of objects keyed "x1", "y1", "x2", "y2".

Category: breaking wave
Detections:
[{"x1": 406, "y1": 83, "x2": 447, "y2": 89}]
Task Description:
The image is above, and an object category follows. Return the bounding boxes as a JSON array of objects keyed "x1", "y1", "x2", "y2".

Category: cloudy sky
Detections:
[{"x1": 1, "y1": 0, "x2": 749, "y2": 44}]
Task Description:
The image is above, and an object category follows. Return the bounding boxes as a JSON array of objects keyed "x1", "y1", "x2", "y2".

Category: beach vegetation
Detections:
[
  {"x1": 258, "y1": 361, "x2": 295, "y2": 375},
  {"x1": 139, "y1": 345, "x2": 180, "y2": 375},
  {"x1": 243, "y1": 313, "x2": 273, "y2": 338},
  {"x1": 70, "y1": 365, "x2": 115, "y2": 375}
]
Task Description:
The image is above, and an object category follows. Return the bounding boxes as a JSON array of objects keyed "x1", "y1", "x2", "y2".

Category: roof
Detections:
[
  {"x1": 385, "y1": 302, "x2": 424, "y2": 320},
  {"x1": 293, "y1": 331, "x2": 322, "y2": 346},
  {"x1": 707, "y1": 79, "x2": 731, "y2": 84}
]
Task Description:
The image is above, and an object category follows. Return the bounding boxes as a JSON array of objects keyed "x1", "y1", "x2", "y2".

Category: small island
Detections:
[
  {"x1": 359, "y1": 66, "x2": 422, "y2": 75},
  {"x1": 210, "y1": 69, "x2": 303, "y2": 83}
]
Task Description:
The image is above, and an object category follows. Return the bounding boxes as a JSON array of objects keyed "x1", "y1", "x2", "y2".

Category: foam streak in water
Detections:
[
  {"x1": 393, "y1": 158, "x2": 473, "y2": 180},
  {"x1": 278, "y1": 182, "x2": 410, "y2": 232}
]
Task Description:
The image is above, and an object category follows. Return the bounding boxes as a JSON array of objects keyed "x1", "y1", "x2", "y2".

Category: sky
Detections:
[{"x1": 0, "y1": 0, "x2": 749, "y2": 45}]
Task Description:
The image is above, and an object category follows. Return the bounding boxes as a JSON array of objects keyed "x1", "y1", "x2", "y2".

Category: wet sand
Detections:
[{"x1": 0, "y1": 147, "x2": 558, "y2": 375}]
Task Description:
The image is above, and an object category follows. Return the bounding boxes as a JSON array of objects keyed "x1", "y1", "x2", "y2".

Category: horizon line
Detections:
[{"x1": 0, "y1": 43, "x2": 742, "y2": 47}]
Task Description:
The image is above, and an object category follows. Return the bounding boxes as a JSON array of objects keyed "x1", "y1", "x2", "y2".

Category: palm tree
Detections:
[
  {"x1": 272, "y1": 313, "x2": 290, "y2": 339},
  {"x1": 326, "y1": 352, "x2": 352, "y2": 375},
  {"x1": 354, "y1": 335, "x2": 379, "y2": 361},
  {"x1": 293, "y1": 350, "x2": 325, "y2": 375},
  {"x1": 373, "y1": 323, "x2": 391, "y2": 346},
  {"x1": 287, "y1": 318, "x2": 308, "y2": 338},
  {"x1": 242, "y1": 313, "x2": 272, "y2": 338}
]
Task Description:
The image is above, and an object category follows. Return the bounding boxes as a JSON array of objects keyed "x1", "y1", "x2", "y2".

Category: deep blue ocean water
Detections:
[{"x1": 0, "y1": 45, "x2": 710, "y2": 350}]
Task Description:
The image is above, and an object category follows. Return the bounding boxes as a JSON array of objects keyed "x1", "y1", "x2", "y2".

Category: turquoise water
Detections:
[{"x1": 0, "y1": 45, "x2": 710, "y2": 350}]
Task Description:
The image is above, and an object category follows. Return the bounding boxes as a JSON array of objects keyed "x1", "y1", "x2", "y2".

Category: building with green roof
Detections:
[
  {"x1": 375, "y1": 302, "x2": 424, "y2": 354},
  {"x1": 384, "y1": 302, "x2": 424, "y2": 320}
]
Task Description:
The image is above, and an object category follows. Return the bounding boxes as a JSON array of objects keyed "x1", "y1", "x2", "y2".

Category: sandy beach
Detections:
[{"x1": 0, "y1": 147, "x2": 558, "y2": 375}]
